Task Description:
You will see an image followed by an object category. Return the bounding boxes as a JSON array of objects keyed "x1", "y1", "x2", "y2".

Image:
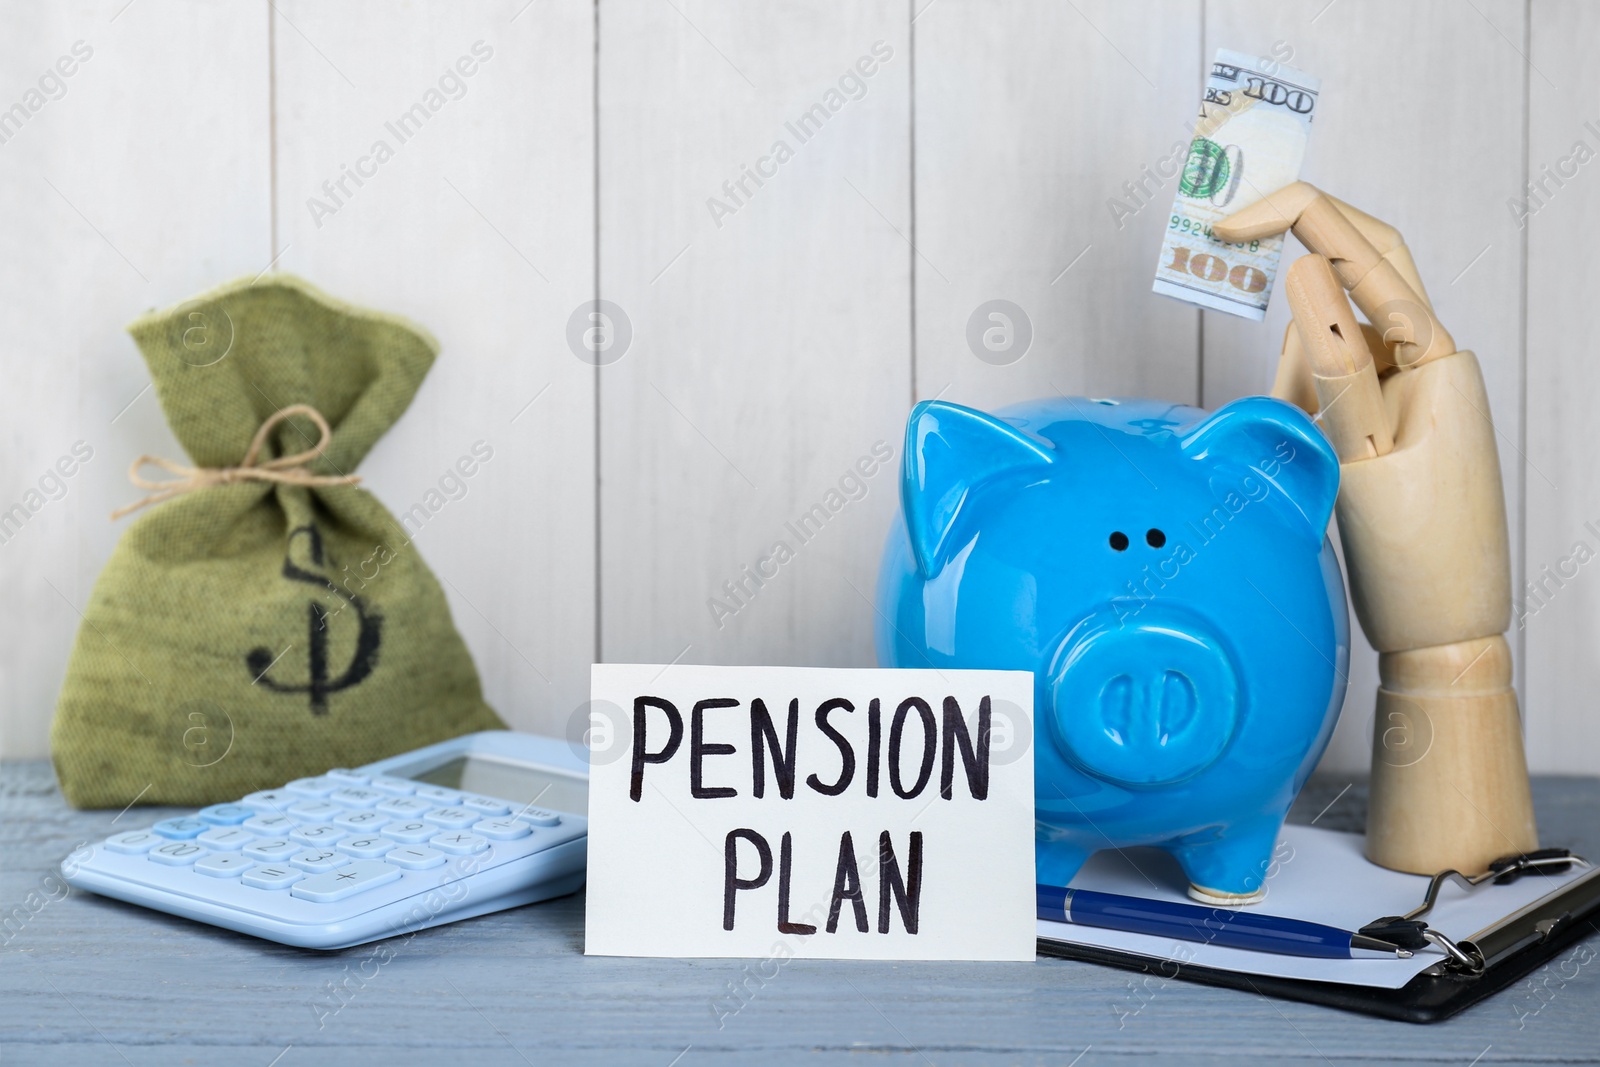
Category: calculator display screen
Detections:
[{"x1": 407, "y1": 756, "x2": 588, "y2": 814}]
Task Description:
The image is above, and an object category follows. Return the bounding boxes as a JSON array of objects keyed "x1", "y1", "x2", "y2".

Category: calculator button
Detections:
[
  {"x1": 328, "y1": 787, "x2": 384, "y2": 809},
  {"x1": 377, "y1": 797, "x2": 432, "y2": 818},
  {"x1": 291, "y1": 823, "x2": 344, "y2": 845},
  {"x1": 242, "y1": 864, "x2": 302, "y2": 890},
  {"x1": 381, "y1": 821, "x2": 435, "y2": 844},
  {"x1": 515, "y1": 807, "x2": 563, "y2": 828},
  {"x1": 195, "y1": 853, "x2": 251, "y2": 878},
  {"x1": 458, "y1": 794, "x2": 512, "y2": 816},
  {"x1": 289, "y1": 849, "x2": 347, "y2": 874},
  {"x1": 104, "y1": 831, "x2": 162, "y2": 854},
  {"x1": 384, "y1": 846, "x2": 446, "y2": 870},
  {"x1": 334, "y1": 810, "x2": 388, "y2": 832},
  {"x1": 423, "y1": 807, "x2": 478, "y2": 830},
  {"x1": 413, "y1": 785, "x2": 460, "y2": 803},
  {"x1": 241, "y1": 790, "x2": 297, "y2": 813},
  {"x1": 149, "y1": 841, "x2": 206, "y2": 866},
  {"x1": 152, "y1": 818, "x2": 207, "y2": 840},
  {"x1": 336, "y1": 836, "x2": 393, "y2": 859},
  {"x1": 370, "y1": 776, "x2": 417, "y2": 796},
  {"x1": 198, "y1": 803, "x2": 255, "y2": 825},
  {"x1": 196, "y1": 827, "x2": 253, "y2": 851},
  {"x1": 244, "y1": 838, "x2": 299, "y2": 862},
  {"x1": 285, "y1": 777, "x2": 339, "y2": 798},
  {"x1": 243, "y1": 814, "x2": 298, "y2": 835},
  {"x1": 473, "y1": 819, "x2": 530, "y2": 841},
  {"x1": 287, "y1": 800, "x2": 342, "y2": 820},
  {"x1": 291, "y1": 860, "x2": 402, "y2": 903},
  {"x1": 325, "y1": 768, "x2": 370, "y2": 785},
  {"x1": 429, "y1": 832, "x2": 488, "y2": 856}
]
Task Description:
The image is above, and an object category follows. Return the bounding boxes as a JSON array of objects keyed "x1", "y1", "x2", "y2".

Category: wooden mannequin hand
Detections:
[
  {"x1": 1214, "y1": 183, "x2": 1537, "y2": 874},
  {"x1": 1215, "y1": 183, "x2": 1506, "y2": 653}
]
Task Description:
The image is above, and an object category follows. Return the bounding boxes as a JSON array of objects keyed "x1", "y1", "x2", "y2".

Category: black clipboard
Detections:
[{"x1": 1038, "y1": 865, "x2": 1600, "y2": 1023}]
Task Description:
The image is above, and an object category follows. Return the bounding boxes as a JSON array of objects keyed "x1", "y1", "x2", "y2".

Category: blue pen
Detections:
[{"x1": 1037, "y1": 885, "x2": 1412, "y2": 960}]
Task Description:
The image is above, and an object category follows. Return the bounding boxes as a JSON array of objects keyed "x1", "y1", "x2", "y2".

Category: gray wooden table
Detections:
[{"x1": 3, "y1": 763, "x2": 1597, "y2": 1066}]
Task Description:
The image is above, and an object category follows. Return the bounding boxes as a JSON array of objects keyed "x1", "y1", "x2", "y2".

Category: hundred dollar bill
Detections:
[{"x1": 1152, "y1": 49, "x2": 1320, "y2": 321}]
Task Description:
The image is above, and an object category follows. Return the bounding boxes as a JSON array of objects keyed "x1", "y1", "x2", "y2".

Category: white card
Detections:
[{"x1": 584, "y1": 664, "x2": 1036, "y2": 961}]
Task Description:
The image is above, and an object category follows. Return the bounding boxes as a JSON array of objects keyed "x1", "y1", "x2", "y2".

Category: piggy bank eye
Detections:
[
  {"x1": 1108, "y1": 531, "x2": 1129, "y2": 551},
  {"x1": 1146, "y1": 528, "x2": 1166, "y2": 548}
]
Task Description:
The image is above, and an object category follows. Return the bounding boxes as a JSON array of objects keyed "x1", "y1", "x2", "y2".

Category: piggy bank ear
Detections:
[
  {"x1": 1179, "y1": 396, "x2": 1340, "y2": 537},
  {"x1": 902, "y1": 400, "x2": 1054, "y2": 579}
]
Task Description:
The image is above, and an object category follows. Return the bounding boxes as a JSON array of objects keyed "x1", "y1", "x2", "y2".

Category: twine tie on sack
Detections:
[{"x1": 112, "y1": 403, "x2": 361, "y2": 520}]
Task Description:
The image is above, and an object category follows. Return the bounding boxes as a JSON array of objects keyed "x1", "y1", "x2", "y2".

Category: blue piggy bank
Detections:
[{"x1": 875, "y1": 396, "x2": 1349, "y2": 903}]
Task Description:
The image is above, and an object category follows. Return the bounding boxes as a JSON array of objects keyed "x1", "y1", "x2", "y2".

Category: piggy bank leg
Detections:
[
  {"x1": 1035, "y1": 834, "x2": 1090, "y2": 889},
  {"x1": 1170, "y1": 815, "x2": 1286, "y2": 905}
]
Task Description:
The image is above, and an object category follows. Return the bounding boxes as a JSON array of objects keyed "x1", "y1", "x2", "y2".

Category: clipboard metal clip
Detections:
[
  {"x1": 1420, "y1": 929, "x2": 1487, "y2": 975},
  {"x1": 1359, "y1": 849, "x2": 1593, "y2": 974},
  {"x1": 1405, "y1": 849, "x2": 1589, "y2": 923}
]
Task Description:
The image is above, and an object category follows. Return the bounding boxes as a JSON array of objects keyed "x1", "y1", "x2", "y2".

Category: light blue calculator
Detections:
[{"x1": 61, "y1": 731, "x2": 588, "y2": 949}]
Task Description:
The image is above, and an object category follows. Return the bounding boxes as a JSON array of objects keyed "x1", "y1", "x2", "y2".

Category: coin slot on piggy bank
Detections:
[{"x1": 875, "y1": 396, "x2": 1349, "y2": 905}]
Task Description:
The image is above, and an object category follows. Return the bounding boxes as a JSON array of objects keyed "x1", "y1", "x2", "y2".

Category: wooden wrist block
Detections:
[
  {"x1": 1366, "y1": 637, "x2": 1538, "y2": 874},
  {"x1": 1323, "y1": 351, "x2": 1535, "y2": 874},
  {"x1": 1331, "y1": 351, "x2": 1511, "y2": 652}
]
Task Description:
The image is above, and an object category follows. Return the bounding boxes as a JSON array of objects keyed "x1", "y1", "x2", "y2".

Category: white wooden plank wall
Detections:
[
  {"x1": 914, "y1": 0, "x2": 1202, "y2": 411},
  {"x1": 597, "y1": 0, "x2": 911, "y2": 692},
  {"x1": 272, "y1": 0, "x2": 596, "y2": 750},
  {"x1": 1, "y1": 0, "x2": 1594, "y2": 777},
  {"x1": 1525, "y1": 1, "x2": 1600, "y2": 773}
]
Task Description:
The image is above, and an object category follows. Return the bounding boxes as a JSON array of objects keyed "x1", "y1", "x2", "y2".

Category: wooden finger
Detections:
[
  {"x1": 1288, "y1": 198, "x2": 1451, "y2": 367},
  {"x1": 1212, "y1": 181, "x2": 1321, "y2": 242},
  {"x1": 1270, "y1": 322, "x2": 1319, "y2": 414},
  {"x1": 1320, "y1": 195, "x2": 1445, "y2": 364},
  {"x1": 1285, "y1": 254, "x2": 1393, "y2": 461},
  {"x1": 1297, "y1": 198, "x2": 1451, "y2": 367},
  {"x1": 1360, "y1": 323, "x2": 1398, "y2": 376},
  {"x1": 1217, "y1": 182, "x2": 1454, "y2": 368},
  {"x1": 1286, "y1": 254, "x2": 1371, "y2": 377},
  {"x1": 1324, "y1": 194, "x2": 1435, "y2": 310}
]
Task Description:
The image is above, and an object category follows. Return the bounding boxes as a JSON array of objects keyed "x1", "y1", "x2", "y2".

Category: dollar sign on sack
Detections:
[{"x1": 247, "y1": 524, "x2": 382, "y2": 715}]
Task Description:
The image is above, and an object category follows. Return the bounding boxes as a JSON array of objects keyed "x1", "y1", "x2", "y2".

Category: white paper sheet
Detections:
[{"x1": 1038, "y1": 824, "x2": 1588, "y2": 988}]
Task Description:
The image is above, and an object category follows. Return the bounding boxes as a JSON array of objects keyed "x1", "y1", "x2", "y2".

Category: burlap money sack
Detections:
[{"x1": 51, "y1": 275, "x2": 504, "y2": 808}]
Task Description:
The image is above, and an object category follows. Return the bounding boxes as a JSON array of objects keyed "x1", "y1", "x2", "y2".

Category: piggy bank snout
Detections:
[{"x1": 1048, "y1": 609, "x2": 1241, "y2": 788}]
